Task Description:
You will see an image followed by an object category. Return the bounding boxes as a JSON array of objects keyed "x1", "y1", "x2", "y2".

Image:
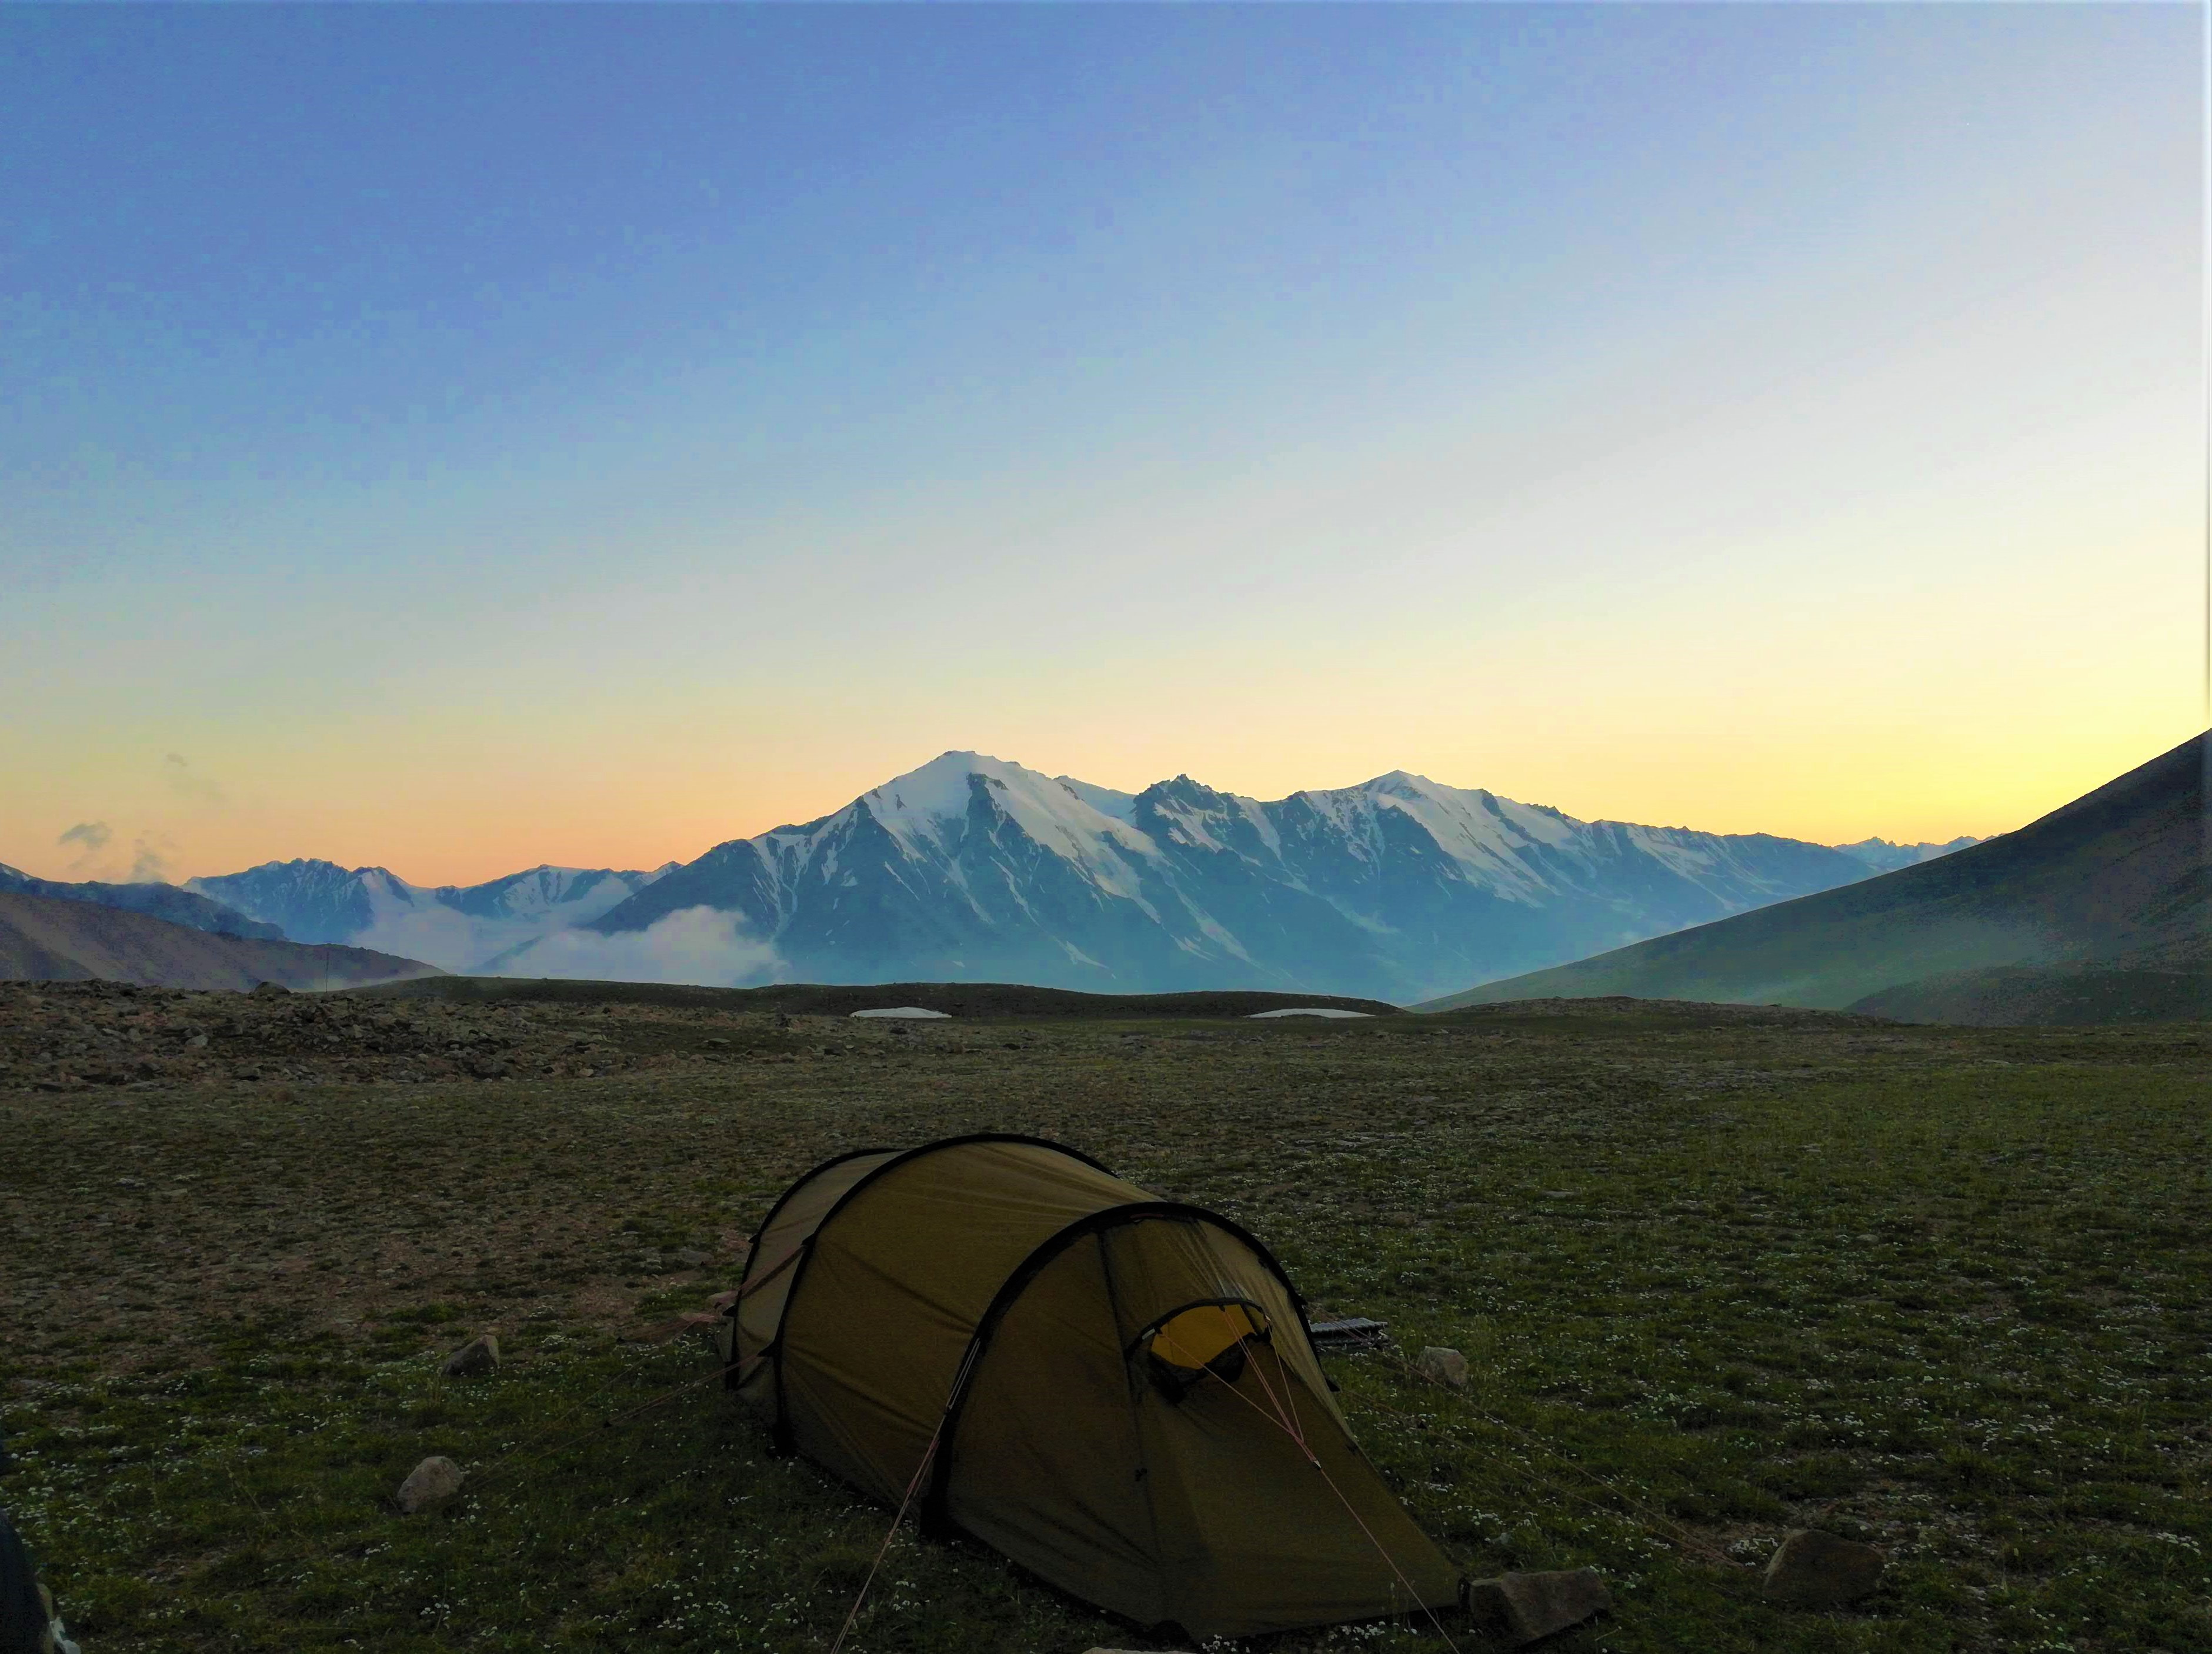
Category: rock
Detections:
[
  {"x1": 1761, "y1": 1529, "x2": 1885, "y2": 1608},
  {"x1": 249, "y1": 980, "x2": 290, "y2": 996},
  {"x1": 1413, "y1": 1346, "x2": 1469, "y2": 1389},
  {"x1": 1466, "y1": 1569, "x2": 1612, "y2": 1646},
  {"x1": 702, "y1": 1037, "x2": 730, "y2": 1049},
  {"x1": 395, "y1": 1455, "x2": 465, "y2": 1513},
  {"x1": 441, "y1": 1335, "x2": 500, "y2": 1379},
  {"x1": 469, "y1": 1056, "x2": 509, "y2": 1079},
  {"x1": 673, "y1": 1248, "x2": 708, "y2": 1267}
]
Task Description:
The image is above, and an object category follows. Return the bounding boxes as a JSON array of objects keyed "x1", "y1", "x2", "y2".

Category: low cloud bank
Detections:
[
  {"x1": 351, "y1": 906, "x2": 530, "y2": 972},
  {"x1": 487, "y1": 906, "x2": 785, "y2": 987}
]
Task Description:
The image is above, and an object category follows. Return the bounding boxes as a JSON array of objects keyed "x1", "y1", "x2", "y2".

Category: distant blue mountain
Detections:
[
  {"x1": 184, "y1": 859, "x2": 676, "y2": 970},
  {"x1": 0, "y1": 863, "x2": 284, "y2": 941}
]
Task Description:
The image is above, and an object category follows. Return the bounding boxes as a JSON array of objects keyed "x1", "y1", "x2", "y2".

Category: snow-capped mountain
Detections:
[
  {"x1": 559, "y1": 752, "x2": 1891, "y2": 1001},
  {"x1": 185, "y1": 859, "x2": 676, "y2": 972},
  {"x1": 1831, "y1": 836, "x2": 1981, "y2": 873}
]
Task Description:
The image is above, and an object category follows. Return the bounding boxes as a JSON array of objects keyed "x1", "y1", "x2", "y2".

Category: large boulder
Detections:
[
  {"x1": 1466, "y1": 1568, "x2": 1612, "y2": 1646},
  {"x1": 1413, "y1": 1345, "x2": 1469, "y2": 1389},
  {"x1": 395, "y1": 1455, "x2": 465, "y2": 1514},
  {"x1": 441, "y1": 1334, "x2": 500, "y2": 1379},
  {"x1": 1761, "y1": 1529, "x2": 1885, "y2": 1608}
]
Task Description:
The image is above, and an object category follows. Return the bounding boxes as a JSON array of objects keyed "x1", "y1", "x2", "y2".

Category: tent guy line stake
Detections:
[
  {"x1": 598, "y1": 1356, "x2": 756, "y2": 1430},
  {"x1": 826, "y1": 1425, "x2": 944, "y2": 1654}
]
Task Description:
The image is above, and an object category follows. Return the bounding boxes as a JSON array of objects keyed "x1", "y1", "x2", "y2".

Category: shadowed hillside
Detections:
[
  {"x1": 1418, "y1": 731, "x2": 2207, "y2": 1018},
  {"x1": 0, "y1": 863, "x2": 283, "y2": 939},
  {"x1": 1847, "y1": 963, "x2": 2212, "y2": 1026},
  {"x1": 349, "y1": 974, "x2": 1399, "y2": 1019},
  {"x1": 0, "y1": 890, "x2": 443, "y2": 992}
]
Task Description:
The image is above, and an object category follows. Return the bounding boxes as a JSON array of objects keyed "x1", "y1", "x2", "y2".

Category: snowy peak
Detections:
[
  {"x1": 862, "y1": 749, "x2": 1001, "y2": 826},
  {"x1": 862, "y1": 751, "x2": 1160, "y2": 875},
  {"x1": 1833, "y1": 835, "x2": 1982, "y2": 873},
  {"x1": 186, "y1": 857, "x2": 672, "y2": 969}
]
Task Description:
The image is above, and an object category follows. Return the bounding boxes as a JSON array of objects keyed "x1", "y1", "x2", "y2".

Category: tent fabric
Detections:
[{"x1": 726, "y1": 1134, "x2": 1463, "y2": 1639}]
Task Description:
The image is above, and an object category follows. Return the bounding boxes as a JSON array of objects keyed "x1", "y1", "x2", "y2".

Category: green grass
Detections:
[{"x1": 5, "y1": 1011, "x2": 2208, "y2": 1651}]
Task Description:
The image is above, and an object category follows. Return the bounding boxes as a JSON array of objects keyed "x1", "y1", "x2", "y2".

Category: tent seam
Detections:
[{"x1": 765, "y1": 1134, "x2": 1122, "y2": 1440}]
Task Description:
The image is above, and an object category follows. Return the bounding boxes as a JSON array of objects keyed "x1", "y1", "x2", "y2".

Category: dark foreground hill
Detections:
[
  {"x1": 1847, "y1": 962, "x2": 2212, "y2": 1026},
  {"x1": 0, "y1": 890, "x2": 442, "y2": 992},
  {"x1": 1419, "y1": 731, "x2": 2208, "y2": 1021},
  {"x1": 349, "y1": 974, "x2": 1399, "y2": 1019}
]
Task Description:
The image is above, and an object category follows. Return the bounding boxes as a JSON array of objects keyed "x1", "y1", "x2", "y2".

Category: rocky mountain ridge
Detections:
[
  {"x1": 185, "y1": 859, "x2": 677, "y2": 971},
  {"x1": 566, "y1": 752, "x2": 1898, "y2": 1001},
  {"x1": 0, "y1": 863, "x2": 281, "y2": 939}
]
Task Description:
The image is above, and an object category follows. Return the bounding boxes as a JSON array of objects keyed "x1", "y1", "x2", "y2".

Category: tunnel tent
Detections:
[{"x1": 719, "y1": 1133, "x2": 1463, "y2": 1640}]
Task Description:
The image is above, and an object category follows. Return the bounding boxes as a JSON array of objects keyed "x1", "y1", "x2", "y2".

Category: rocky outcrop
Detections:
[
  {"x1": 1761, "y1": 1529, "x2": 1886, "y2": 1608},
  {"x1": 395, "y1": 1456, "x2": 465, "y2": 1514},
  {"x1": 441, "y1": 1335, "x2": 500, "y2": 1379},
  {"x1": 1465, "y1": 1568, "x2": 1613, "y2": 1646}
]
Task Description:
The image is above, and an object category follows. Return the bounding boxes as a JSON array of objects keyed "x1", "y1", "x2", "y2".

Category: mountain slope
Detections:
[
  {"x1": 186, "y1": 860, "x2": 675, "y2": 971},
  {"x1": 0, "y1": 891, "x2": 443, "y2": 991},
  {"x1": 568, "y1": 751, "x2": 1881, "y2": 1000},
  {"x1": 1417, "y1": 731, "x2": 2208, "y2": 1014},
  {"x1": 1846, "y1": 963, "x2": 2212, "y2": 1026},
  {"x1": 0, "y1": 865, "x2": 283, "y2": 939}
]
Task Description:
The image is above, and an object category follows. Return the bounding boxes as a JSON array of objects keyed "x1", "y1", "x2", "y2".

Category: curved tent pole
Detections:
[
  {"x1": 763, "y1": 1133, "x2": 1122, "y2": 1446},
  {"x1": 723, "y1": 1145, "x2": 900, "y2": 1397},
  {"x1": 918, "y1": 1198, "x2": 1317, "y2": 1533},
  {"x1": 738, "y1": 1145, "x2": 902, "y2": 1288}
]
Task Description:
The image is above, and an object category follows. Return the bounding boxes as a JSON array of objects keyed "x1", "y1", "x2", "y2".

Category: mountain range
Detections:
[
  {"x1": 184, "y1": 860, "x2": 676, "y2": 972},
  {"x1": 505, "y1": 751, "x2": 1962, "y2": 1001},
  {"x1": 13, "y1": 753, "x2": 1984, "y2": 1001},
  {"x1": 1420, "y1": 731, "x2": 2207, "y2": 1022},
  {"x1": 0, "y1": 862, "x2": 283, "y2": 940},
  {"x1": 1831, "y1": 836, "x2": 1983, "y2": 873}
]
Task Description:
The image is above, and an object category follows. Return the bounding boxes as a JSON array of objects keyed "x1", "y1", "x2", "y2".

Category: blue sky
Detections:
[{"x1": 4, "y1": 4, "x2": 2200, "y2": 882}]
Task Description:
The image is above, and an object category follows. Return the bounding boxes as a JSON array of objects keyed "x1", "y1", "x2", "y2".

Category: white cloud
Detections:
[
  {"x1": 482, "y1": 906, "x2": 785, "y2": 987},
  {"x1": 128, "y1": 835, "x2": 174, "y2": 882}
]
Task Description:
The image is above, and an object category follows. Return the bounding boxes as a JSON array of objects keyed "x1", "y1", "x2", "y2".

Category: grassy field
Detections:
[{"x1": 4, "y1": 998, "x2": 2207, "y2": 1652}]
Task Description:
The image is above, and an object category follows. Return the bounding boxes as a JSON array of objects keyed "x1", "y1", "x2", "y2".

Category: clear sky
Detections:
[{"x1": 4, "y1": 3, "x2": 2201, "y2": 886}]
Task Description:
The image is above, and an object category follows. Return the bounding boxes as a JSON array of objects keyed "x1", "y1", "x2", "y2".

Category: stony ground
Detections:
[
  {"x1": 0, "y1": 978, "x2": 928, "y2": 1095},
  {"x1": 2, "y1": 982, "x2": 2207, "y2": 1653}
]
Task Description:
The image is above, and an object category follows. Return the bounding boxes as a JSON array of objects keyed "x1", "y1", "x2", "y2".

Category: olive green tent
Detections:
[{"x1": 719, "y1": 1134, "x2": 1463, "y2": 1640}]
